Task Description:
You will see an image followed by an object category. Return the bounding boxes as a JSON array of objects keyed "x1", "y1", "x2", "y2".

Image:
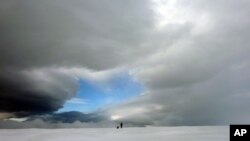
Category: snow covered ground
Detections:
[{"x1": 0, "y1": 126, "x2": 229, "y2": 141}]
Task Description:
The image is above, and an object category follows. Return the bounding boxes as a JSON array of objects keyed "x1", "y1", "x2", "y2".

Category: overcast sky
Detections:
[{"x1": 0, "y1": 0, "x2": 250, "y2": 128}]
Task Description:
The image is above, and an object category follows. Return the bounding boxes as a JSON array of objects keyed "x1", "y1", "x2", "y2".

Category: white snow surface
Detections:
[{"x1": 0, "y1": 126, "x2": 228, "y2": 141}]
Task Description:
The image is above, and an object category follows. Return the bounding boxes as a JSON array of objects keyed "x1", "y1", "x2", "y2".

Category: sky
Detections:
[
  {"x1": 59, "y1": 73, "x2": 142, "y2": 113},
  {"x1": 0, "y1": 0, "x2": 250, "y2": 128}
]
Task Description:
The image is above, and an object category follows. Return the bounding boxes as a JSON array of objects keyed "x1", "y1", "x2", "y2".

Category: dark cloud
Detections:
[{"x1": 0, "y1": 69, "x2": 78, "y2": 115}]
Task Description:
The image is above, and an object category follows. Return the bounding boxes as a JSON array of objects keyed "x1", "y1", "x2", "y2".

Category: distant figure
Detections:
[
  {"x1": 116, "y1": 126, "x2": 119, "y2": 129},
  {"x1": 120, "y1": 122, "x2": 123, "y2": 128}
]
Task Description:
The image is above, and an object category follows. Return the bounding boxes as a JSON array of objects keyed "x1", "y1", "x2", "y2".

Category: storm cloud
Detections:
[
  {"x1": 1, "y1": 0, "x2": 250, "y2": 128},
  {"x1": 0, "y1": 68, "x2": 77, "y2": 115}
]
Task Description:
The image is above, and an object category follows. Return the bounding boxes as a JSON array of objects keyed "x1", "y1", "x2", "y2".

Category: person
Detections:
[{"x1": 120, "y1": 122, "x2": 123, "y2": 128}]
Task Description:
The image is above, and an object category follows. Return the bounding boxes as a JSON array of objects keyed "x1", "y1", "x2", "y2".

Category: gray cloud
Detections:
[
  {"x1": 0, "y1": 0, "x2": 154, "y2": 70},
  {"x1": 106, "y1": 0, "x2": 250, "y2": 126},
  {"x1": 0, "y1": 68, "x2": 78, "y2": 115},
  {"x1": 0, "y1": 0, "x2": 250, "y2": 127}
]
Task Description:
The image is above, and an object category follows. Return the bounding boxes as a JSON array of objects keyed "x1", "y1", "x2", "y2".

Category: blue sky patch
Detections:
[{"x1": 59, "y1": 72, "x2": 143, "y2": 113}]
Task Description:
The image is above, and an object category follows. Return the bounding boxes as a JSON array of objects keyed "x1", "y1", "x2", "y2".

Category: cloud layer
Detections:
[{"x1": 1, "y1": 0, "x2": 250, "y2": 127}]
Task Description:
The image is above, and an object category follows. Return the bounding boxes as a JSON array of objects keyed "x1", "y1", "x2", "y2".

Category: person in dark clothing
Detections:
[{"x1": 120, "y1": 122, "x2": 123, "y2": 128}]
